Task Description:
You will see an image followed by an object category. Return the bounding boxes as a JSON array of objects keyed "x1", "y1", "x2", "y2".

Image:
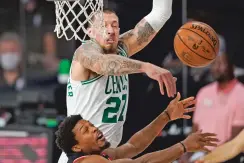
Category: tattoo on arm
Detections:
[
  {"x1": 136, "y1": 20, "x2": 155, "y2": 46},
  {"x1": 75, "y1": 42, "x2": 144, "y2": 76},
  {"x1": 119, "y1": 19, "x2": 156, "y2": 56}
]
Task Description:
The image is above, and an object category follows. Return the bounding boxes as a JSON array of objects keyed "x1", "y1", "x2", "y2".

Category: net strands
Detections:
[{"x1": 54, "y1": 0, "x2": 104, "y2": 41}]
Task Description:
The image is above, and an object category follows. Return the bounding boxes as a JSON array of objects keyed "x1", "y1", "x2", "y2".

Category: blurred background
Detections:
[{"x1": 0, "y1": 0, "x2": 244, "y2": 162}]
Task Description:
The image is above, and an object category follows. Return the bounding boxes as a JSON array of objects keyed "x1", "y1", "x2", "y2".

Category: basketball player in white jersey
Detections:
[{"x1": 58, "y1": 0, "x2": 175, "y2": 162}]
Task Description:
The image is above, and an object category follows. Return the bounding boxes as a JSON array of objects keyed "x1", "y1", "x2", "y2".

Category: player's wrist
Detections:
[
  {"x1": 141, "y1": 62, "x2": 151, "y2": 73},
  {"x1": 163, "y1": 110, "x2": 171, "y2": 121},
  {"x1": 179, "y1": 142, "x2": 187, "y2": 153}
]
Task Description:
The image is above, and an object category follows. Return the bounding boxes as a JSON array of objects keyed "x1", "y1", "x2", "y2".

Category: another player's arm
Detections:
[
  {"x1": 79, "y1": 130, "x2": 218, "y2": 163},
  {"x1": 77, "y1": 143, "x2": 185, "y2": 163},
  {"x1": 104, "y1": 93, "x2": 196, "y2": 159},
  {"x1": 119, "y1": 0, "x2": 172, "y2": 57},
  {"x1": 75, "y1": 41, "x2": 176, "y2": 96},
  {"x1": 74, "y1": 41, "x2": 149, "y2": 76},
  {"x1": 199, "y1": 129, "x2": 244, "y2": 163},
  {"x1": 104, "y1": 111, "x2": 170, "y2": 159}
]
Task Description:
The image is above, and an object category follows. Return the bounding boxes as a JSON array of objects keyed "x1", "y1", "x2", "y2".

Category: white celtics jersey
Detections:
[{"x1": 67, "y1": 45, "x2": 129, "y2": 147}]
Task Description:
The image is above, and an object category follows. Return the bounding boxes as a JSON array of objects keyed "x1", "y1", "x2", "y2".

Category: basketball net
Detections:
[{"x1": 53, "y1": 0, "x2": 105, "y2": 42}]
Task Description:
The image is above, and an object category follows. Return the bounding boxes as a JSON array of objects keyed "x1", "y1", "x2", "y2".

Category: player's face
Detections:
[
  {"x1": 71, "y1": 120, "x2": 110, "y2": 154},
  {"x1": 89, "y1": 13, "x2": 120, "y2": 53},
  {"x1": 210, "y1": 55, "x2": 230, "y2": 82}
]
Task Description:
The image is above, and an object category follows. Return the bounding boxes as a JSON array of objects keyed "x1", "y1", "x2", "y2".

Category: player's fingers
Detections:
[
  {"x1": 162, "y1": 76, "x2": 172, "y2": 97},
  {"x1": 202, "y1": 147, "x2": 211, "y2": 153},
  {"x1": 170, "y1": 75, "x2": 176, "y2": 96},
  {"x1": 184, "y1": 99, "x2": 196, "y2": 108},
  {"x1": 184, "y1": 107, "x2": 196, "y2": 113},
  {"x1": 176, "y1": 92, "x2": 181, "y2": 101},
  {"x1": 203, "y1": 141, "x2": 218, "y2": 147},
  {"x1": 173, "y1": 77, "x2": 177, "y2": 82},
  {"x1": 200, "y1": 136, "x2": 219, "y2": 144},
  {"x1": 181, "y1": 97, "x2": 195, "y2": 106},
  {"x1": 164, "y1": 73, "x2": 175, "y2": 97},
  {"x1": 172, "y1": 76, "x2": 177, "y2": 96},
  {"x1": 168, "y1": 74, "x2": 176, "y2": 97},
  {"x1": 196, "y1": 130, "x2": 203, "y2": 134},
  {"x1": 182, "y1": 115, "x2": 191, "y2": 119},
  {"x1": 157, "y1": 78, "x2": 165, "y2": 95},
  {"x1": 201, "y1": 133, "x2": 217, "y2": 137},
  {"x1": 204, "y1": 137, "x2": 220, "y2": 142}
]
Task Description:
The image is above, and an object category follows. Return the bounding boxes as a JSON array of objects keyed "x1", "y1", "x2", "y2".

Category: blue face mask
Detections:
[{"x1": 0, "y1": 52, "x2": 21, "y2": 70}]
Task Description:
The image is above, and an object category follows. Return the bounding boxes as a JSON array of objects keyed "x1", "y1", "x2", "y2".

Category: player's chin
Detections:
[
  {"x1": 98, "y1": 138, "x2": 110, "y2": 149},
  {"x1": 104, "y1": 45, "x2": 117, "y2": 53}
]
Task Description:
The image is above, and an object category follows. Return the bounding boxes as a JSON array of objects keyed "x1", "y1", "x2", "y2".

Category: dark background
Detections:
[{"x1": 0, "y1": 0, "x2": 244, "y2": 162}]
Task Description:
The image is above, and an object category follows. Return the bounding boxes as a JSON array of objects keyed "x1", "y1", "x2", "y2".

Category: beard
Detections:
[
  {"x1": 103, "y1": 45, "x2": 117, "y2": 54},
  {"x1": 90, "y1": 141, "x2": 111, "y2": 155},
  {"x1": 215, "y1": 75, "x2": 228, "y2": 83},
  {"x1": 215, "y1": 73, "x2": 234, "y2": 83}
]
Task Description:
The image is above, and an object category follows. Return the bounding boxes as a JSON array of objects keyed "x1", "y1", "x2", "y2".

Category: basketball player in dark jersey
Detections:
[{"x1": 55, "y1": 93, "x2": 219, "y2": 163}]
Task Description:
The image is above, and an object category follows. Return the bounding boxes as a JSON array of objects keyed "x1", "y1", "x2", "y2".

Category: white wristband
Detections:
[{"x1": 144, "y1": 0, "x2": 173, "y2": 32}]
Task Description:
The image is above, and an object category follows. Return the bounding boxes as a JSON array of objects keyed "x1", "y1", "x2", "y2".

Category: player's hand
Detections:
[
  {"x1": 194, "y1": 160, "x2": 205, "y2": 163},
  {"x1": 165, "y1": 92, "x2": 195, "y2": 120},
  {"x1": 182, "y1": 130, "x2": 219, "y2": 153},
  {"x1": 144, "y1": 63, "x2": 177, "y2": 97}
]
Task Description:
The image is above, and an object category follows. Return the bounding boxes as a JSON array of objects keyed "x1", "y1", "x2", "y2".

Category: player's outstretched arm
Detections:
[
  {"x1": 74, "y1": 41, "x2": 146, "y2": 76},
  {"x1": 119, "y1": 0, "x2": 172, "y2": 57},
  {"x1": 196, "y1": 129, "x2": 244, "y2": 163},
  {"x1": 75, "y1": 41, "x2": 177, "y2": 97},
  {"x1": 104, "y1": 93, "x2": 196, "y2": 159},
  {"x1": 78, "y1": 131, "x2": 218, "y2": 163}
]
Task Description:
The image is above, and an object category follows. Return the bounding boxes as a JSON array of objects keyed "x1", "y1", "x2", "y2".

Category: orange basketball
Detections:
[{"x1": 174, "y1": 21, "x2": 219, "y2": 67}]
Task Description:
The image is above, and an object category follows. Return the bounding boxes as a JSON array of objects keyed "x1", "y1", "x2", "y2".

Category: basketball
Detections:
[{"x1": 174, "y1": 21, "x2": 220, "y2": 67}]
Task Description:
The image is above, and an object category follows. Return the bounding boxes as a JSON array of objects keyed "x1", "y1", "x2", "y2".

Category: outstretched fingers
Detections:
[
  {"x1": 184, "y1": 107, "x2": 196, "y2": 113},
  {"x1": 157, "y1": 77, "x2": 165, "y2": 95},
  {"x1": 182, "y1": 98, "x2": 196, "y2": 108}
]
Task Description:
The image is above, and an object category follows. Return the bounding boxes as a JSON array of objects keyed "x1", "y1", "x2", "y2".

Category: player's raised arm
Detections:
[
  {"x1": 119, "y1": 0, "x2": 172, "y2": 57},
  {"x1": 74, "y1": 41, "x2": 177, "y2": 97},
  {"x1": 78, "y1": 131, "x2": 218, "y2": 163},
  {"x1": 196, "y1": 129, "x2": 244, "y2": 163},
  {"x1": 104, "y1": 93, "x2": 196, "y2": 159},
  {"x1": 74, "y1": 41, "x2": 147, "y2": 76}
]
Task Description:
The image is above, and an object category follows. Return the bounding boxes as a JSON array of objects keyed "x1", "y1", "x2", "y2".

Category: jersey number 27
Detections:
[{"x1": 102, "y1": 94, "x2": 127, "y2": 123}]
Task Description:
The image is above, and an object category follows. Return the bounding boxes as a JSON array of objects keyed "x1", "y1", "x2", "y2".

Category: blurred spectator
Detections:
[
  {"x1": 0, "y1": 32, "x2": 25, "y2": 91},
  {"x1": 54, "y1": 59, "x2": 71, "y2": 115},
  {"x1": 181, "y1": 53, "x2": 244, "y2": 162},
  {"x1": 22, "y1": 0, "x2": 59, "y2": 72}
]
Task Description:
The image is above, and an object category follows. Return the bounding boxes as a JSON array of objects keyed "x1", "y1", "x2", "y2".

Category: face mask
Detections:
[{"x1": 0, "y1": 52, "x2": 21, "y2": 70}]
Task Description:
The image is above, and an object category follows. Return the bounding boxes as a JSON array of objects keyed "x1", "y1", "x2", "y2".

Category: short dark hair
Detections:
[
  {"x1": 55, "y1": 115, "x2": 83, "y2": 154},
  {"x1": 87, "y1": 8, "x2": 118, "y2": 28}
]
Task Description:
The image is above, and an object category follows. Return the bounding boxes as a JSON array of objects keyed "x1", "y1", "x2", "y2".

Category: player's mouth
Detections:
[
  {"x1": 106, "y1": 38, "x2": 115, "y2": 44},
  {"x1": 97, "y1": 131, "x2": 105, "y2": 141}
]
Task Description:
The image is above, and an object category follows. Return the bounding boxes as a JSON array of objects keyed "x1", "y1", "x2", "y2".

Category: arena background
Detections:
[{"x1": 0, "y1": 0, "x2": 244, "y2": 162}]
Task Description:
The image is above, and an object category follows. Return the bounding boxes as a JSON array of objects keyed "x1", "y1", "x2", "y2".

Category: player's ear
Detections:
[
  {"x1": 87, "y1": 27, "x2": 95, "y2": 38},
  {"x1": 72, "y1": 145, "x2": 82, "y2": 153}
]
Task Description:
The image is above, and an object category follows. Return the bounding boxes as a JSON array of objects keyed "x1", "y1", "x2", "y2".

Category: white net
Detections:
[{"x1": 53, "y1": 0, "x2": 105, "y2": 42}]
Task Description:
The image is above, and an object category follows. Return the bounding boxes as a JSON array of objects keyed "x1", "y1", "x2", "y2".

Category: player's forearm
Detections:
[
  {"x1": 90, "y1": 54, "x2": 147, "y2": 76},
  {"x1": 135, "y1": 143, "x2": 184, "y2": 163},
  {"x1": 126, "y1": 112, "x2": 170, "y2": 157},
  {"x1": 202, "y1": 139, "x2": 242, "y2": 163},
  {"x1": 78, "y1": 49, "x2": 148, "y2": 76}
]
